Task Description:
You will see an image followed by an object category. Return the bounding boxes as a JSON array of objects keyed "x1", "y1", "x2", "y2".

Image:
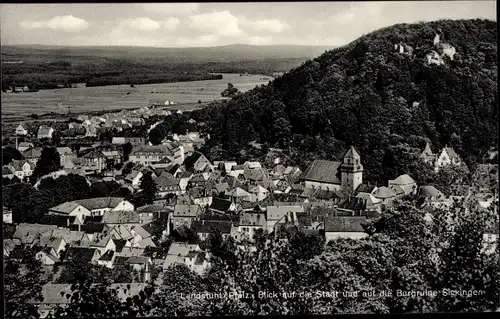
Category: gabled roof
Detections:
[
  {"x1": 38, "y1": 126, "x2": 53, "y2": 136},
  {"x1": 183, "y1": 151, "x2": 205, "y2": 169},
  {"x1": 39, "y1": 215, "x2": 77, "y2": 227},
  {"x1": 238, "y1": 212, "x2": 267, "y2": 227},
  {"x1": 243, "y1": 167, "x2": 269, "y2": 181},
  {"x1": 210, "y1": 198, "x2": 233, "y2": 212},
  {"x1": 82, "y1": 149, "x2": 106, "y2": 159},
  {"x1": 167, "y1": 242, "x2": 198, "y2": 256},
  {"x1": 154, "y1": 174, "x2": 179, "y2": 188},
  {"x1": 299, "y1": 160, "x2": 342, "y2": 184},
  {"x1": 132, "y1": 225, "x2": 151, "y2": 239},
  {"x1": 373, "y1": 186, "x2": 397, "y2": 199},
  {"x1": 99, "y1": 250, "x2": 114, "y2": 261},
  {"x1": 173, "y1": 204, "x2": 202, "y2": 217},
  {"x1": 266, "y1": 205, "x2": 304, "y2": 221},
  {"x1": 13, "y1": 223, "x2": 58, "y2": 244},
  {"x1": 444, "y1": 147, "x2": 461, "y2": 160},
  {"x1": 355, "y1": 192, "x2": 381, "y2": 206},
  {"x1": 226, "y1": 187, "x2": 251, "y2": 197},
  {"x1": 324, "y1": 216, "x2": 368, "y2": 233},
  {"x1": 9, "y1": 159, "x2": 35, "y2": 171},
  {"x1": 103, "y1": 210, "x2": 140, "y2": 224},
  {"x1": 136, "y1": 204, "x2": 170, "y2": 213},
  {"x1": 113, "y1": 239, "x2": 128, "y2": 253},
  {"x1": 391, "y1": 174, "x2": 416, "y2": 185},
  {"x1": 66, "y1": 247, "x2": 97, "y2": 263},
  {"x1": 337, "y1": 197, "x2": 367, "y2": 212},
  {"x1": 22, "y1": 147, "x2": 43, "y2": 158},
  {"x1": 191, "y1": 220, "x2": 233, "y2": 234},
  {"x1": 418, "y1": 185, "x2": 444, "y2": 199}
]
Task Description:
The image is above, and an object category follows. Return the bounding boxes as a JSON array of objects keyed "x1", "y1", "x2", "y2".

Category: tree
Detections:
[
  {"x1": 2, "y1": 146, "x2": 24, "y2": 165},
  {"x1": 90, "y1": 180, "x2": 131, "y2": 198},
  {"x1": 4, "y1": 245, "x2": 46, "y2": 318},
  {"x1": 221, "y1": 83, "x2": 240, "y2": 98},
  {"x1": 32, "y1": 147, "x2": 61, "y2": 181},
  {"x1": 37, "y1": 174, "x2": 91, "y2": 206},
  {"x1": 123, "y1": 142, "x2": 133, "y2": 162},
  {"x1": 147, "y1": 264, "x2": 207, "y2": 317},
  {"x1": 139, "y1": 171, "x2": 157, "y2": 205}
]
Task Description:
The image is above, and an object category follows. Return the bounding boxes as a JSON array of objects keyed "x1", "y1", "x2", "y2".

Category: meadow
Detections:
[{"x1": 1, "y1": 73, "x2": 272, "y2": 118}]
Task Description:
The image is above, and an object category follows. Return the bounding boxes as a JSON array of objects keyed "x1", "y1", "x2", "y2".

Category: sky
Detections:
[{"x1": 0, "y1": 1, "x2": 496, "y2": 48}]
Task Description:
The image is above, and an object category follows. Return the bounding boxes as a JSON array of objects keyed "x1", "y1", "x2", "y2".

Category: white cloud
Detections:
[
  {"x1": 161, "y1": 17, "x2": 180, "y2": 31},
  {"x1": 20, "y1": 15, "x2": 89, "y2": 32},
  {"x1": 249, "y1": 19, "x2": 290, "y2": 33},
  {"x1": 189, "y1": 10, "x2": 244, "y2": 37},
  {"x1": 118, "y1": 17, "x2": 180, "y2": 32},
  {"x1": 122, "y1": 17, "x2": 161, "y2": 31},
  {"x1": 140, "y1": 3, "x2": 199, "y2": 15}
]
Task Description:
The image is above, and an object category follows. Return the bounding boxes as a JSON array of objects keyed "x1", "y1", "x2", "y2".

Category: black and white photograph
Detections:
[{"x1": 1, "y1": 1, "x2": 498, "y2": 317}]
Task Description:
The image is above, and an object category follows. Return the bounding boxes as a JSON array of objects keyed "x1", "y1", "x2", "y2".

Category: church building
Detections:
[{"x1": 299, "y1": 146, "x2": 364, "y2": 194}]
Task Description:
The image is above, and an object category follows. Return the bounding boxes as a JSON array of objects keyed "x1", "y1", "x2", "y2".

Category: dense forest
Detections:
[{"x1": 184, "y1": 19, "x2": 498, "y2": 182}]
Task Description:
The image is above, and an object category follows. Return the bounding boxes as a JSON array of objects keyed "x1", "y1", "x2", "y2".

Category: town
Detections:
[{"x1": 3, "y1": 99, "x2": 498, "y2": 317}]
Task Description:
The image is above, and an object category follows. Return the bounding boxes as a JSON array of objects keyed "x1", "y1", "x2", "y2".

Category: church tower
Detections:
[{"x1": 341, "y1": 146, "x2": 363, "y2": 194}]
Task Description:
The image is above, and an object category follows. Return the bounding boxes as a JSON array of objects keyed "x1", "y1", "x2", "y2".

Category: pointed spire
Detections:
[{"x1": 344, "y1": 146, "x2": 360, "y2": 159}]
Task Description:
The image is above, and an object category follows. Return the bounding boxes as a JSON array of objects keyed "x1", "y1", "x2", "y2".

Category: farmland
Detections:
[{"x1": 1, "y1": 73, "x2": 272, "y2": 119}]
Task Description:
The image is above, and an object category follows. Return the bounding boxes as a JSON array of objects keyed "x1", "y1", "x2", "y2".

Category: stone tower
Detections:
[{"x1": 341, "y1": 146, "x2": 363, "y2": 194}]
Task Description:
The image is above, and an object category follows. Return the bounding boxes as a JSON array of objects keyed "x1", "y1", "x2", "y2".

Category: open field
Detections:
[{"x1": 1, "y1": 73, "x2": 272, "y2": 118}]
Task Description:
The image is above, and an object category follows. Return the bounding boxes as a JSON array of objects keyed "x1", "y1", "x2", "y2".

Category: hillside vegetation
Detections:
[{"x1": 195, "y1": 19, "x2": 497, "y2": 182}]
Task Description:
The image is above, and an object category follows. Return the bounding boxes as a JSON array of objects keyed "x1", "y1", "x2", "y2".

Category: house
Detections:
[
  {"x1": 97, "y1": 250, "x2": 115, "y2": 268},
  {"x1": 81, "y1": 149, "x2": 107, "y2": 172},
  {"x1": 22, "y1": 147, "x2": 42, "y2": 165},
  {"x1": 128, "y1": 137, "x2": 146, "y2": 146},
  {"x1": 131, "y1": 225, "x2": 152, "y2": 244},
  {"x1": 243, "y1": 167, "x2": 271, "y2": 187},
  {"x1": 49, "y1": 197, "x2": 134, "y2": 223},
  {"x1": 17, "y1": 141, "x2": 34, "y2": 152},
  {"x1": 420, "y1": 142, "x2": 463, "y2": 173},
  {"x1": 2, "y1": 166, "x2": 15, "y2": 179},
  {"x1": 336, "y1": 197, "x2": 370, "y2": 216},
  {"x1": 225, "y1": 187, "x2": 254, "y2": 203},
  {"x1": 13, "y1": 223, "x2": 58, "y2": 245},
  {"x1": 112, "y1": 137, "x2": 127, "y2": 145},
  {"x1": 65, "y1": 247, "x2": 101, "y2": 264},
  {"x1": 15, "y1": 123, "x2": 29, "y2": 136},
  {"x1": 3, "y1": 207, "x2": 13, "y2": 224},
  {"x1": 102, "y1": 210, "x2": 141, "y2": 229},
  {"x1": 266, "y1": 205, "x2": 304, "y2": 232},
  {"x1": 125, "y1": 170, "x2": 143, "y2": 189},
  {"x1": 273, "y1": 211, "x2": 314, "y2": 236},
  {"x1": 35, "y1": 247, "x2": 60, "y2": 265},
  {"x1": 56, "y1": 147, "x2": 75, "y2": 168},
  {"x1": 191, "y1": 219, "x2": 232, "y2": 241},
  {"x1": 183, "y1": 151, "x2": 213, "y2": 172},
  {"x1": 8, "y1": 159, "x2": 35, "y2": 179},
  {"x1": 136, "y1": 204, "x2": 170, "y2": 225},
  {"x1": 355, "y1": 192, "x2": 382, "y2": 212},
  {"x1": 37, "y1": 126, "x2": 54, "y2": 139},
  {"x1": 299, "y1": 146, "x2": 363, "y2": 194},
  {"x1": 129, "y1": 145, "x2": 176, "y2": 166},
  {"x1": 102, "y1": 150, "x2": 122, "y2": 166},
  {"x1": 372, "y1": 187, "x2": 397, "y2": 208},
  {"x1": 323, "y1": 216, "x2": 369, "y2": 241},
  {"x1": 155, "y1": 173, "x2": 181, "y2": 196},
  {"x1": 4, "y1": 239, "x2": 21, "y2": 258},
  {"x1": 232, "y1": 212, "x2": 267, "y2": 242},
  {"x1": 209, "y1": 197, "x2": 236, "y2": 214},
  {"x1": 162, "y1": 242, "x2": 200, "y2": 271},
  {"x1": 171, "y1": 204, "x2": 202, "y2": 229},
  {"x1": 388, "y1": 174, "x2": 418, "y2": 196},
  {"x1": 128, "y1": 256, "x2": 152, "y2": 273}
]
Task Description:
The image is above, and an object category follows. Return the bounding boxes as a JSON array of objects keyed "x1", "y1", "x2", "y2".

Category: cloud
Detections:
[
  {"x1": 140, "y1": 3, "x2": 199, "y2": 15},
  {"x1": 189, "y1": 10, "x2": 244, "y2": 37},
  {"x1": 118, "y1": 17, "x2": 180, "y2": 31},
  {"x1": 20, "y1": 15, "x2": 89, "y2": 32},
  {"x1": 161, "y1": 17, "x2": 181, "y2": 30},
  {"x1": 249, "y1": 19, "x2": 290, "y2": 33},
  {"x1": 121, "y1": 17, "x2": 161, "y2": 31}
]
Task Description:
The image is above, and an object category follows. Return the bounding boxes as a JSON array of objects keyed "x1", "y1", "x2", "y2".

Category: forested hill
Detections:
[{"x1": 199, "y1": 19, "x2": 498, "y2": 182}]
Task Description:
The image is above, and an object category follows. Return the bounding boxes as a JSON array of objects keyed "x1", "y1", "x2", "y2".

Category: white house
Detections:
[
  {"x1": 8, "y1": 160, "x2": 35, "y2": 179},
  {"x1": 15, "y1": 123, "x2": 29, "y2": 136}
]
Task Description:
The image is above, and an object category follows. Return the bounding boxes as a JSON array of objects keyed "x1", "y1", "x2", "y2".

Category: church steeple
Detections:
[{"x1": 341, "y1": 146, "x2": 363, "y2": 193}]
